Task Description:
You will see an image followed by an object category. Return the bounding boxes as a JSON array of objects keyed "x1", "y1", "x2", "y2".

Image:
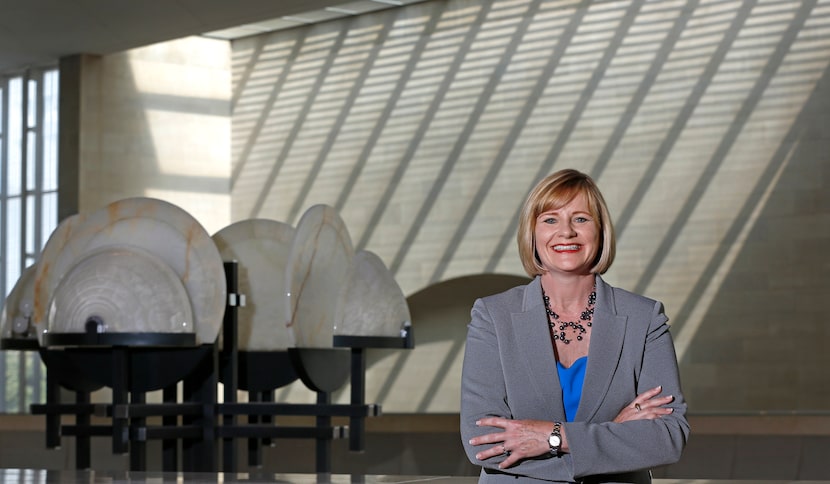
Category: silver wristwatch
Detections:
[{"x1": 549, "y1": 421, "x2": 562, "y2": 455}]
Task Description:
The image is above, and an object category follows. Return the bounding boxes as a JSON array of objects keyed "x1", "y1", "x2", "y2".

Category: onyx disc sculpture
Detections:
[
  {"x1": 288, "y1": 347, "x2": 350, "y2": 393},
  {"x1": 285, "y1": 204, "x2": 354, "y2": 348},
  {"x1": 212, "y1": 219, "x2": 295, "y2": 351},
  {"x1": 1, "y1": 262, "x2": 101, "y2": 391},
  {"x1": 284, "y1": 205, "x2": 354, "y2": 392},
  {"x1": 42, "y1": 246, "x2": 208, "y2": 392},
  {"x1": 47, "y1": 245, "x2": 194, "y2": 338},
  {"x1": 338, "y1": 249, "x2": 411, "y2": 338},
  {"x1": 1, "y1": 264, "x2": 39, "y2": 349},
  {"x1": 31, "y1": 213, "x2": 86, "y2": 339},
  {"x1": 34, "y1": 198, "x2": 226, "y2": 345},
  {"x1": 213, "y1": 219, "x2": 299, "y2": 391}
]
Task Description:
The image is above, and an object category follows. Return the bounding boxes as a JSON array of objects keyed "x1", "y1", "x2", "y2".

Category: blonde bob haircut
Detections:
[{"x1": 517, "y1": 169, "x2": 615, "y2": 276}]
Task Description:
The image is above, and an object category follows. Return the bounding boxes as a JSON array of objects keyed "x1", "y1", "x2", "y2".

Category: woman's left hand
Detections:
[
  {"x1": 469, "y1": 417, "x2": 562, "y2": 469},
  {"x1": 613, "y1": 386, "x2": 674, "y2": 423}
]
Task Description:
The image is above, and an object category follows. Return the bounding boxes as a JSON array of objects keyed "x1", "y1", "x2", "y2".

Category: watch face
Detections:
[{"x1": 549, "y1": 434, "x2": 561, "y2": 447}]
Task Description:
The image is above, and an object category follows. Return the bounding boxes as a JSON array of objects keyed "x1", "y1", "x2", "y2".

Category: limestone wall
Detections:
[{"x1": 229, "y1": 0, "x2": 830, "y2": 413}]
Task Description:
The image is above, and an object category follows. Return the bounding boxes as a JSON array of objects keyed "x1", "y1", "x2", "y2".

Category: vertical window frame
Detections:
[{"x1": 1, "y1": 66, "x2": 58, "y2": 413}]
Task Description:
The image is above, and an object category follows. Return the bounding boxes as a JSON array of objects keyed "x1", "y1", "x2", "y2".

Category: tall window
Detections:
[{"x1": 0, "y1": 68, "x2": 59, "y2": 413}]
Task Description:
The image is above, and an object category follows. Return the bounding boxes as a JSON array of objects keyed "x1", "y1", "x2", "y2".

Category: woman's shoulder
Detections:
[
  {"x1": 602, "y1": 280, "x2": 671, "y2": 333},
  {"x1": 600, "y1": 277, "x2": 663, "y2": 313}
]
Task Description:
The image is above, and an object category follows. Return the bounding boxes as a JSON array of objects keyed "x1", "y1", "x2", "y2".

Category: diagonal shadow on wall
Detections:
[
  {"x1": 385, "y1": 0, "x2": 548, "y2": 275},
  {"x1": 432, "y1": 0, "x2": 637, "y2": 283},
  {"x1": 589, "y1": 0, "x2": 702, "y2": 181},
  {"x1": 231, "y1": 35, "x2": 267, "y2": 113},
  {"x1": 484, "y1": 0, "x2": 760, "y2": 274},
  {"x1": 412, "y1": 0, "x2": 653, "y2": 406},
  {"x1": 231, "y1": 32, "x2": 307, "y2": 189},
  {"x1": 366, "y1": 0, "x2": 556, "y2": 404},
  {"x1": 226, "y1": 0, "x2": 830, "y2": 416},
  {"x1": 678, "y1": 58, "x2": 830, "y2": 411},
  {"x1": 333, "y1": 7, "x2": 445, "y2": 213},
  {"x1": 247, "y1": 22, "x2": 353, "y2": 218},
  {"x1": 671, "y1": 55, "x2": 830, "y2": 344},
  {"x1": 285, "y1": 11, "x2": 398, "y2": 224},
  {"x1": 611, "y1": 0, "x2": 758, "y2": 240},
  {"x1": 483, "y1": 0, "x2": 648, "y2": 273},
  {"x1": 354, "y1": 1, "x2": 495, "y2": 251},
  {"x1": 631, "y1": 0, "x2": 817, "y2": 296}
]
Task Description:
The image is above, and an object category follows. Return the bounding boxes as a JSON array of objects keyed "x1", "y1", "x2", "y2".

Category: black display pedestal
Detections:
[{"x1": 30, "y1": 261, "x2": 414, "y2": 474}]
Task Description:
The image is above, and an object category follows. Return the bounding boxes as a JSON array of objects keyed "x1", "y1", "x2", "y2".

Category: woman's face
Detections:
[{"x1": 534, "y1": 192, "x2": 600, "y2": 276}]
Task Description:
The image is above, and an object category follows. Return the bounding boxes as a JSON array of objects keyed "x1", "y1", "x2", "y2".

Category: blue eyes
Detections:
[{"x1": 541, "y1": 216, "x2": 590, "y2": 224}]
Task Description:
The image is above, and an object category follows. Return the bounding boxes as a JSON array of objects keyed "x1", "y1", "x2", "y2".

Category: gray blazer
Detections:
[{"x1": 460, "y1": 275, "x2": 689, "y2": 483}]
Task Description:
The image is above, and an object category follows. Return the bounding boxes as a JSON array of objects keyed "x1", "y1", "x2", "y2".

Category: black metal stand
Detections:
[
  {"x1": 221, "y1": 261, "x2": 239, "y2": 473},
  {"x1": 30, "y1": 261, "x2": 414, "y2": 474},
  {"x1": 181, "y1": 345, "x2": 218, "y2": 472},
  {"x1": 161, "y1": 384, "x2": 178, "y2": 472},
  {"x1": 0, "y1": 337, "x2": 39, "y2": 350}
]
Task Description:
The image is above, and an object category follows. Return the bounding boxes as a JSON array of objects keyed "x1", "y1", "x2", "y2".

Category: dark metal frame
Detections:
[{"x1": 27, "y1": 261, "x2": 414, "y2": 473}]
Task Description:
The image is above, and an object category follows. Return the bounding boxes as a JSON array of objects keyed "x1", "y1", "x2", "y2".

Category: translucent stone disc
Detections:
[
  {"x1": 213, "y1": 219, "x2": 295, "y2": 351},
  {"x1": 47, "y1": 246, "x2": 193, "y2": 334},
  {"x1": 285, "y1": 205, "x2": 354, "y2": 348},
  {"x1": 339, "y1": 250, "x2": 411, "y2": 337}
]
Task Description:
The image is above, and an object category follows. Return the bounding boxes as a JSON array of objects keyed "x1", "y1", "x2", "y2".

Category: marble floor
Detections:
[
  {"x1": 0, "y1": 471, "x2": 477, "y2": 483},
  {"x1": 1, "y1": 471, "x2": 830, "y2": 484}
]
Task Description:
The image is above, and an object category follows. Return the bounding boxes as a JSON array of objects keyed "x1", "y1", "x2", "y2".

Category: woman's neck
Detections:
[{"x1": 540, "y1": 273, "x2": 596, "y2": 312}]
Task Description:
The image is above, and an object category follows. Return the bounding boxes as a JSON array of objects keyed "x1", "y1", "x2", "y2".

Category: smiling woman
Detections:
[
  {"x1": 517, "y1": 170, "x2": 616, "y2": 280},
  {"x1": 460, "y1": 169, "x2": 689, "y2": 484},
  {"x1": 533, "y1": 192, "x2": 600, "y2": 280}
]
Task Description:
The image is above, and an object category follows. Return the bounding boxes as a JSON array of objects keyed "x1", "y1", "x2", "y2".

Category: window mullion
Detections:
[
  {"x1": 1, "y1": 76, "x2": 8, "y2": 304},
  {"x1": 19, "y1": 70, "x2": 29, "y2": 273},
  {"x1": 30, "y1": 70, "x2": 46, "y2": 405},
  {"x1": 34, "y1": 70, "x2": 44, "y2": 255},
  {"x1": 0, "y1": 76, "x2": 7, "y2": 412}
]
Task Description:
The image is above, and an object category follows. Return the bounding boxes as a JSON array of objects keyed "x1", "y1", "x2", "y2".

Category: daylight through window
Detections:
[{"x1": 0, "y1": 68, "x2": 59, "y2": 413}]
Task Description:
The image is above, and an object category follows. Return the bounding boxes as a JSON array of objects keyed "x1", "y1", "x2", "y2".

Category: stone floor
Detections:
[{"x1": 1, "y1": 471, "x2": 829, "y2": 484}]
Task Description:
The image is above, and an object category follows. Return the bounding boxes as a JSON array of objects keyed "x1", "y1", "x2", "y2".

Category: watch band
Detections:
[{"x1": 549, "y1": 421, "x2": 562, "y2": 455}]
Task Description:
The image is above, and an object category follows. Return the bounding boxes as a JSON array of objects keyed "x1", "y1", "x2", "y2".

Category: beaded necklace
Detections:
[{"x1": 542, "y1": 285, "x2": 596, "y2": 344}]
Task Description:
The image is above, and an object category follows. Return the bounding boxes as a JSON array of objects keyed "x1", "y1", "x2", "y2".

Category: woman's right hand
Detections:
[{"x1": 613, "y1": 385, "x2": 674, "y2": 423}]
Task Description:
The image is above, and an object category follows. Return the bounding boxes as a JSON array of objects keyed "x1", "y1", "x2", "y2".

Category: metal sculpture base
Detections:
[
  {"x1": 232, "y1": 351, "x2": 298, "y2": 392},
  {"x1": 0, "y1": 337, "x2": 39, "y2": 350},
  {"x1": 41, "y1": 332, "x2": 196, "y2": 348},
  {"x1": 31, "y1": 262, "x2": 414, "y2": 474}
]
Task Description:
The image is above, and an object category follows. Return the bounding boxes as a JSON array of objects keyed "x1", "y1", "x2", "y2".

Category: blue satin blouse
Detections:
[{"x1": 556, "y1": 356, "x2": 587, "y2": 422}]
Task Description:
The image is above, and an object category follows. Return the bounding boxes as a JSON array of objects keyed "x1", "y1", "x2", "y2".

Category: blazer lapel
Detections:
[
  {"x1": 576, "y1": 276, "x2": 627, "y2": 422},
  {"x1": 512, "y1": 277, "x2": 566, "y2": 420}
]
